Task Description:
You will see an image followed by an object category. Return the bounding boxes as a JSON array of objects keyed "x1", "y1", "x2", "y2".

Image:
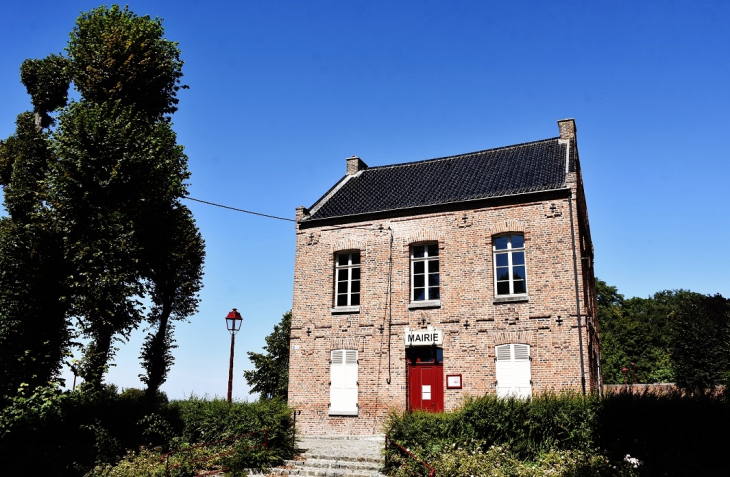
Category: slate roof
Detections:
[{"x1": 305, "y1": 137, "x2": 570, "y2": 222}]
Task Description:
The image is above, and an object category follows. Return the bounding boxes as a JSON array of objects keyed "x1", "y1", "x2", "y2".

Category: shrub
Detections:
[
  {"x1": 430, "y1": 447, "x2": 640, "y2": 477},
  {"x1": 384, "y1": 389, "x2": 730, "y2": 477},
  {"x1": 172, "y1": 395, "x2": 295, "y2": 468},
  {"x1": 385, "y1": 391, "x2": 599, "y2": 463}
]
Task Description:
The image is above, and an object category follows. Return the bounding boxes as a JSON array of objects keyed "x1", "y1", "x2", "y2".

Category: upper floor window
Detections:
[
  {"x1": 493, "y1": 234, "x2": 527, "y2": 296},
  {"x1": 411, "y1": 243, "x2": 439, "y2": 302},
  {"x1": 335, "y1": 251, "x2": 360, "y2": 308}
]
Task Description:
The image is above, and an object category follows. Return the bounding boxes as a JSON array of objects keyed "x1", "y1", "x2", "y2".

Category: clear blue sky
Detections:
[{"x1": 1, "y1": 1, "x2": 728, "y2": 400}]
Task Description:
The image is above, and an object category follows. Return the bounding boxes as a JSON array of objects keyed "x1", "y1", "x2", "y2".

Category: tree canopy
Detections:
[
  {"x1": 0, "y1": 5, "x2": 203, "y2": 399},
  {"x1": 597, "y1": 279, "x2": 730, "y2": 393},
  {"x1": 244, "y1": 311, "x2": 292, "y2": 400}
]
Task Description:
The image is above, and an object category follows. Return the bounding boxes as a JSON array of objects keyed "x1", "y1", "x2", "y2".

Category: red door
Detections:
[{"x1": 408, "y1": 363, "x2": 444, "y2": 412}]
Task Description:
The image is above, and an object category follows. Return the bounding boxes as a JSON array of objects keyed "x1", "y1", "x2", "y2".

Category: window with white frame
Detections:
[
  {"x1": 495, "y1": 343, "x2": 532, "y2": 398},
  {"x1": 493, "y1": 234, "x2": 527, "y2": 296},
  {"x1": 329, "y1": 349, "x2": 358, "y2": 415},
  {"x1": 335, "y1": 251, "x2": 360, "y2": 308},
  {"x1": 411, "y1": 243, "x2": 439, "y2": 302}
]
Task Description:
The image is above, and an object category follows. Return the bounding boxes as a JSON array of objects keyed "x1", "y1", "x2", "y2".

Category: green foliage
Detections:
[
  {"x1": 139, "y1": 205, "x2": 205, "y2": 399},
  {"x1": 84, "y1": 447, "x2": 167, "y2": 477},
  {"x1": 243, "y1": 310, "x2": 292, "y2": 400},
  {"x1": 1, "y1": 4, "x2": 203, "y2": 397},
  {"x1": 0, "y1": 218, "x2": 71, "y2": 397},
  {"x1": 171, "y1": 395, "x2": 295, "y2": 463},
  {"x1": 597, "y1": 280, "x2": 675, "y2": 384},
  {"x1": 385, "y1": 390, "x2": 730, "y2": 477},
  {"x1": 385, "y1": 392, "x2": 599, "y2": 463},
  {"x1": 19, "y1": 54, "x2": 72, "y2": 128},
  {"x1": 67, "y1": 5, "x2": 186, "y2": 120},
  {"x1": 0, "y1": 112, "x2": 55, "y2": 218},
  {"x1": 0, "y1": 386, "x2": 292, "y2": 475},
  {"x1": 670, "y1": 293, "x2": 730, "y2": 394},
  {"x1": 597, "y1": 279, "x2": 730, "y2": 390},
  {"x1": 402, "y1": 446, "x2": 639, "y2": 477}
]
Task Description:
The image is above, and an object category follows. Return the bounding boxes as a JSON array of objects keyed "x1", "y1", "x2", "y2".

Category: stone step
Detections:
[
  {"x1": 245, "y1": 435, "x2": 387, "y2": 477},
  {"x1": 260, "y1": 456, "x2": 385, "y2": 477},
  {"x1": 267, "y1": 467, "x2": 385, "y2": 477},
  {"x1": 288, "y1": 457, "x2": 382, "y2": 471},
  {"x1": 301, "y1": 453, "x2": 382, "y2": 464}
]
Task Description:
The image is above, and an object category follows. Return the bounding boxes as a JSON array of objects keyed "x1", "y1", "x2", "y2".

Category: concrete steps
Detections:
[
  {"x1": 267, "y1": 457, "x2": 385, "y2": 476},
  {"x1": 251, "y1": 435, "x2": 387, "y2": 477}
]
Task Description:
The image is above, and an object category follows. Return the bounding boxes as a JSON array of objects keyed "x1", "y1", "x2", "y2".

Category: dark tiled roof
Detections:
[{"x1": 306, "y1": 137, "x2": 568, "y2": 222}]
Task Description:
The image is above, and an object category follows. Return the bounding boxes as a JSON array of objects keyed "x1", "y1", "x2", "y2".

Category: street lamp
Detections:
[{"x1": 225, "y1": 308, "x2": 243, "y2": 403}]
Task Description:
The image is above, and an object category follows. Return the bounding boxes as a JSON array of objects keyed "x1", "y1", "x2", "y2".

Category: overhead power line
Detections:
[{"x1": 184, "y1": 197, "x2": 296, "y2": 222}]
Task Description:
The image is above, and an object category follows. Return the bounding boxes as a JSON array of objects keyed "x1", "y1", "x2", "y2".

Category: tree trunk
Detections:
[
  {"x1": 144, "y1": 301, "x2": 172, "y2": 402},
  {"x1": 80, "y1": 326, "x2": 114, "y2": 392}
]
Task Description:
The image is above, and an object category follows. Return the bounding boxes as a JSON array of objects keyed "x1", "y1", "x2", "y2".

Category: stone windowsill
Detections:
[
  {"x1": 331, "y1": 306, "x2": 360, "y2": 314},
  {"x1": 408, "y1": 300, "x2": 442, "y2": 310},
  {"x1": 493, "y1": 295, "x2": 530, "y2": 304},
  {"x1": 328, "y1": 410, "x2": 359, "y2": 416}
]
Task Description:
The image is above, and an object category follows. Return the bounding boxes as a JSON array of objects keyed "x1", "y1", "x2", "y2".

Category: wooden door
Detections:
[{"x1": 408, "y1": 363, "x2": 444, "y2": 412}]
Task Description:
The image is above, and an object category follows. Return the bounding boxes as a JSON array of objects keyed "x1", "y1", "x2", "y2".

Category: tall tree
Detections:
[
  {"x1": 139, "y1": 205, "x2": 205, "y2": 399},
  {"x1": 55, "y1": 6, "x2": 199, "y2": 391},
  {"x1": 0, "y1": 5, "x2": 203, "y2": 395},
  {"x1": 598, "y1": 280, "x2": 730, "y2": 389},
  {"x1": 0, "y1": 112, "x2": 71, "y2": 398},
  {"x1": 244, "y1": 311, "x2": 292, "y2": 400},
  {"x1": 671, "y1": 293, "x2": 730, "y2": 394},
  {"x1": 598, "y1": 283, "x2": 679, "y2": 384}
]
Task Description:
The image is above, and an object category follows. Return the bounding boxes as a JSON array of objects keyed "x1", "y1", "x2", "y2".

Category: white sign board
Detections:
[{"x1": 404, "y1": 328, "x2": 443, "y2": 346}]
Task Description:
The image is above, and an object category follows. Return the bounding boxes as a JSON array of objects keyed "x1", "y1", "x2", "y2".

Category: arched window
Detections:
[{"x1": 493, "y1": 234, "x2": 527, "y2": 296}]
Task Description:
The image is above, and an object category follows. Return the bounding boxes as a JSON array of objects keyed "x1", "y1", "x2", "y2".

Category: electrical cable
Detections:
[{"x1": 184, "y1": 197, "x2": 296, "y2": 222}]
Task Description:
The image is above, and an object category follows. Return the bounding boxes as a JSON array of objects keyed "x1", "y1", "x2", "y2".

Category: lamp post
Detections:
[{"x1": 225, "y1": 308, "x2": 243, "y2": 403}]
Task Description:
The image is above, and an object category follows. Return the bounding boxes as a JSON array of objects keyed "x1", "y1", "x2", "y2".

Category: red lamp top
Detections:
[{"x1": 226, "y1": 308, "x2": 243, "y2": 334}]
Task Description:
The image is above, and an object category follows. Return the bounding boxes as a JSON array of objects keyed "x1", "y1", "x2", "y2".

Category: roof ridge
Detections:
[{"x1": 365, "y1": 137, "x2": 560, "y2": 171}]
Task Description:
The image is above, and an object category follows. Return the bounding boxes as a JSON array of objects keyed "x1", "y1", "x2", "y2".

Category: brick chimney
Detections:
[
  {"x1": 346, "y1": 156, "x2": 368, "y2": 175},
  {"x1": 295, "y1": 206, "x2": 309, "y2": 222},
  {"x1": 557, "y1": 118, "x2": 576, "y2": 140}
]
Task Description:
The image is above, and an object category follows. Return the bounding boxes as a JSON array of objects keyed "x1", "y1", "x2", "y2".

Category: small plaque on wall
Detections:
[{"x1": 446, "y1": 374, "x2": 462, "y2": 389}]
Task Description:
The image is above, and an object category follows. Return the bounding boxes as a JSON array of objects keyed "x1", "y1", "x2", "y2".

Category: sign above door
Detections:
[{"x1": 404, "y1": 326, "x2": 443, "y2": 346}]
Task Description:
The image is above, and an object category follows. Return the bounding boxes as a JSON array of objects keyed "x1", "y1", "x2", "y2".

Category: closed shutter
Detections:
[
  {"x1": 495, "y1": 344, "x2": 513, "y2": 398},
  {"x1": 329, "y1": 349, "x2": 358, "y2": 415},
  {"x1": 512, "y1": 344, "x2": 532, "y2": 398},
  {"x1": 495, "y1": 344, "x2": 532, "y2": 399}
]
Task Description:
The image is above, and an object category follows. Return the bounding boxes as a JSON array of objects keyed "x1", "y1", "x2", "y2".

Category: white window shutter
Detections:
[
  {"x1": 512, "y1": 344, "x2": 532, "y2": 398},
  {"x1": 329, "y1": 349, "x2": 358, "y2": 415},
  {"x1": 343, "y1": 350, "x2": 358, "y2": 413},
  {"x1": 330, "y1": 350, "x2": 344, "y2": 412},
  {"x1": 495, "y1": 344, "x2": 512, "y2": 398},
  {"x1": 495, "y1": 344, "x2": 532, "y2": 399}
]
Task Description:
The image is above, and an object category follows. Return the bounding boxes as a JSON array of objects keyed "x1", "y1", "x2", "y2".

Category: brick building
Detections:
[{"x1": 288, "y1": 119, "x2": 600, "y2": 435}]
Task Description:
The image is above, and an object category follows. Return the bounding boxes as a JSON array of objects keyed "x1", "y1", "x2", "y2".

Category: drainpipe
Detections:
[{"x1": 568, "y1": 192, "x2": 587, "y2": 395}]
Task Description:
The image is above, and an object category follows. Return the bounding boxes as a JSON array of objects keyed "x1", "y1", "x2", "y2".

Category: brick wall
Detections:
[{"x1": 288, "y1": 132, "x2": 598, "y2": 435}]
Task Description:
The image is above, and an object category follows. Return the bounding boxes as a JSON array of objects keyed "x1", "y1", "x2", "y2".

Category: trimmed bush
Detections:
[
  {"x1": 171, "y1": 395, "x2": 295, "y2": 469},
  {"x1": 384, "y1": 389, "x2": 730, "y2": 477},
  {"x1": 386, "y1": 391, "x2": 599, "y2": 462},
  {"x1": 0, "y1": 387, "x2": 293, "y2": 476}
]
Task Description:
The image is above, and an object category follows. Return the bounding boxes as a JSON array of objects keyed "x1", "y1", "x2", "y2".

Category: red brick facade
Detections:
[{"x1": 288, "y1": 119, "x2": 600, "y2": 435}]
